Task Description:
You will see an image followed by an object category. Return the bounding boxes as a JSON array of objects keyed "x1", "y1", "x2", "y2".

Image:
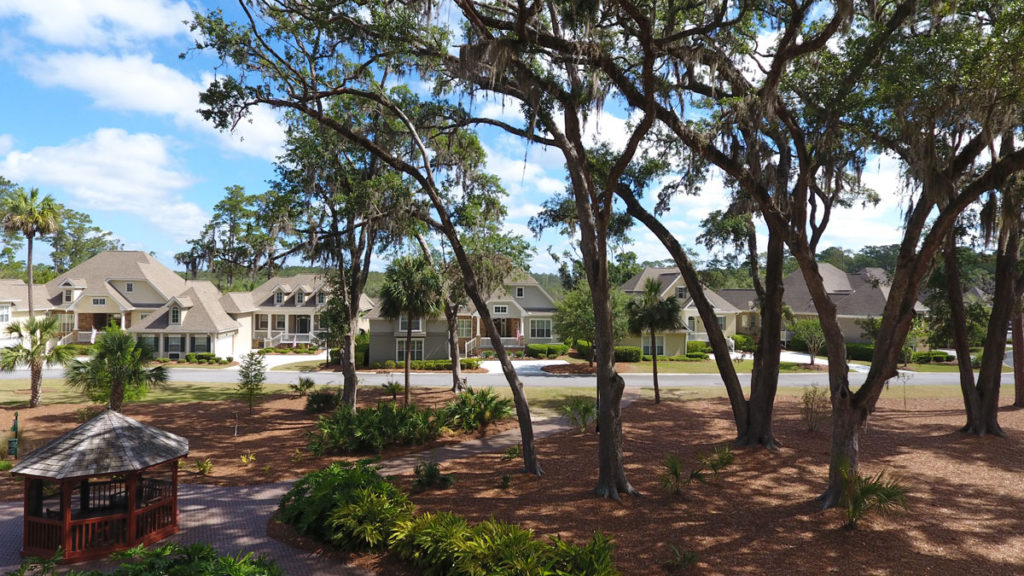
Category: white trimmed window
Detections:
[
  {"x1": 493, "y1": 305, "x2": 508, "y2": 315},
  {"x1": 167, "y1": 336, "x2": 184, "y2": 352},
  {"x1": 740, "y1": 315, "x2": 748, "y2": 328},
  {"x1": 717, "y1": 316, "x2": 726, "y2": 330},
  {"x1": 170, "y1": 306, "x2": 180, "y2": 324},
  {"x1": 275, "y1": 315, "x2": 285, "y2": 330},
  {"x1": 676, "y1": 286, "x2": 688, "y2": 300},
  {"x1": 59, "y1": 314, "x2": 74, "y2": 333},
  {"x1": 0, "y1": 304, "x2": 9, "y2": 323},
  {"x1": 530, "y1": 318, "x2": 551, "y2": 339},
  {"x1": 274, "y1": 292, "x2": 284, "y2": 304},
  {"x1": 642, "y1": 335, "x2": 665, "y2": 356},
  {"x1": 457, "y1": 318, "x2": 473, "y2": 338},
  {"x1": 125, "y1": 282, "x2": 134, "y2": 293},
  {"x1": 296, "y1": 292, "x2": 305, "y2": 304},
  {"x1": 317, "y1": 292, "x2": 325, "y2": 305},
  {"x1": 256, "y1": 315, "x2": 268, "y2": 330},
  {"x1": 191, "y1": 335, "x2": 211, "y2": 353},
  {"x1": 139, "y1": 335, "x2": 159, "y2": 353},
  {"x1": 64, "y1": 289, "x2": 73, "y2": 303},
  {"x1": 515, "y1": 287, "x2": 524, "y2": 298},
  {"x1": 92, "y1": 297, "x2": 106, "y2": 306},
  {"x1": 399, "y1": 315, "x2": 422, "y2": 332},
  {"x1": 396, "y1": 339, "x2": 424, "y2": 362},
  {"x1": 687, "y1": 317, "x2": 696, "y2": 332}
]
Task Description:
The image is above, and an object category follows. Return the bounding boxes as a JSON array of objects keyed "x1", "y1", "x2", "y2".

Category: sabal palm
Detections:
[
  {"x1": 65, "y1": 326, "x2": 167, "y2": 412},
  {"x1": 0, "y1": 316, "x2": 73, "y2": 408},
  {"x1": 627, "y1": 278, "x2": 684, "y2": 404},
  {"x1": 379, "y1": 255, "x2": 443, "y2": 405},
  {"x1": 0, "y1": 187, "x2": 61, "y2": 315}
]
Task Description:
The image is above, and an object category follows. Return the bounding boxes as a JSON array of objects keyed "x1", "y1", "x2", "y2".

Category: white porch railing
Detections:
[{"x1": 266, "y1": 332, "x2": 316, "y2": 348}]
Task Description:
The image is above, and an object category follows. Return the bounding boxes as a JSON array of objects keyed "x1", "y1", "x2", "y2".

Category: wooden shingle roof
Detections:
[{"x1": 10, "y1": 410, "x2": 188, "y2": 480}]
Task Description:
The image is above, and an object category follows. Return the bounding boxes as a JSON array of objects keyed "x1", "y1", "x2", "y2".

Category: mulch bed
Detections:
[{"x1": 4, "y1": 387, "x2": 1024, "y2": 574}]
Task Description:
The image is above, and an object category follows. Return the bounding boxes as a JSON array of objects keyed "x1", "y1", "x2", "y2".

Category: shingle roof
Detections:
[
  {"x1": 783, "y1": 264, "x2": 927, "y2": 316},
  {"x1": 621, "y1": 267, "x2": 740, "y2": 312},
  {"x1": 248, "y1": 274, "x2": 325, "y2": 307},
  {"x1": 129, "y1": 281, "x2": 240, "y2": 334},
  {"x1": 11, "y1": 409, "x2": 188, "y2": 480},
  {"x1": 43, "y1": 251, "x2": 187, "y2": 310}
]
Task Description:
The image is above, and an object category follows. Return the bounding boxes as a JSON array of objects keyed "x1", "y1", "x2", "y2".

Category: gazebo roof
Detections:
[{"x1": 11, "y1": 409, "x2": 189, "y2": 480}]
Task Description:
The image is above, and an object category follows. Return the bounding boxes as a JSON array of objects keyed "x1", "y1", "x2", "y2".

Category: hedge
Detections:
[
  {"x1": 911, "y1": 350, "x2": 954, "y2": 363},
  {"x1": 846, "y1": 343, "x2": 874, "y2": 362},
  {"x1": 732, "y1": 334, "x2": 754, "y2": 352},
  {"x1": 614, "y1": 346, "x2": 642, "y2": 363},
  {"x1": 525, "y1": 343, "x2": 570, "y2": 358},
  {"x1": 686, "y1": 341, "x2": 708, "y2": 354},
  {"x1": 390, "y1": 358, "x2": 482, "y2": 371}
]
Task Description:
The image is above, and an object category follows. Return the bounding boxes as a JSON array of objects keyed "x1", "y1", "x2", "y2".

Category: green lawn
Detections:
[{"x1": 0, "y1": 378, "x2": 291, "y2": 407}]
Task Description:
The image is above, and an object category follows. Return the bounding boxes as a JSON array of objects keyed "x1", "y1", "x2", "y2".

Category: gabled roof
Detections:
[
  {"x1": 783, "y1": 263, "x2": 927, "y2": 317},
  {"x1": 43, "y1": 251, "x2": 187, "y2": 309},
  {"x1": 249, "y1": 273, "x2": 325, "y2": 307},
  {"x1": 129, "y1": 281, "x2": 239, "y2": 334},
  {"x1": 716, "y1": 289, "x2": 759, "y2": 311},
  {"x1": 0, "y1": 280, "x2": 53, "y2": 312},
  {"x1": 11, "y1": 409, "x2": 188, "y2": 480},
  {"x1": 621, "y1": 267, "x2": 740, "y2": 313}
]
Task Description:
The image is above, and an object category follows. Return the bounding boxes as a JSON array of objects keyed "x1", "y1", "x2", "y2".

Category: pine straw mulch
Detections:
[{"x1": 4, "y1": 388, "x2": 1024, "y2": 575}]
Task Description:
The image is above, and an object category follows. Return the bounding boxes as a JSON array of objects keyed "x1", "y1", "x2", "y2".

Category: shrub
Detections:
[
  {"x1": 381, "y1": 379, "x2": 403, "y2": 402},
  {"x1": 278, "y1": 461, "x2": 399, "y2": 542},
  {"x1": 0, "y1": 460, "x2": 12, "y2": 472},
  {"x1": 185, "y1": 353, "x2": 197, "y2": 363},
  {"x1": 501, "y1": 444, "x2": 522, "y2": 461},
  {"x1": 440, "y1": 387, "x2": 513, "y2": 432},
  {"x1": 548, "y1": 343, "x2": 569, "y2": 356},
  {"x1": 614, "y1": 346, "x2": 642, "y2": 362},
  {"x1": 193, "y1": 458, "x2": 213, "y2": 475},
  {"x1": 801, "y1": 385, "x2": 831, "y2": 432},
  {"x1": 308, "y1": 402, "x2": 443, "y2": 455},
  {"x1": 847, "y1": 343, "x2": 875, "y2": 362},
  {"x1": 384, "y1": 359, "x2": 397, "y2": 369},
  {"x1": 561, "y1": 396, "x2": 597, "y2": 433},
  {"x1": 661, "y1": 454, "x2": 684, "y2": 495},
  {"x1": 290, "y1": 376, "x2": 316, "y2": 397},
  {"x1": 687, "y1": 341, "x2": 708, "y2": 354},
  {"x1": 356, "y1": 342, "x2": 370, "y2": 367},
  {"x1": 481, "y1": 350, "x2": 495, "y2": 358},
  {"x1": 305, "y1": 388, "x2": 341, "y2": 413},
  {"x1": 839, "y1": 461, "x2": 909, "y2": 530},
  {"x1": 686, "y1": 352, "x2": 709, "y2": 360},
  {"x1": 390, "y1": 511, "x2": 473, "y2": 571},
  {"x1": 732, "y1": 334, "x2": 754, "y2": 352},
  {"x1": 21, "y1": 543, "x2": 283, "y2": 575},
  {"x1": 911, "y1": 350, "x2": 954, "y2": 363},
  {"x1": 411, "y1": 460, "x2": 455, "y2": 492},
  {"x1": 971, "y1": 351, "x2": 983, "y2": 369},
  {"x1": 226, "y1": 356, "x2": 233, "y2": 363},
  {"x1": 525, "y1": 343, "x2": 549, "y2": 358},
  {"x1": 197, "y1": 352, "x2": 216, "y2": 361},
  {"x1": 329, "y1": 486, "x2": 415, "y2": 552},
  {"x1": 575, "y1": 340, "x2": 592, "y2": 359}
]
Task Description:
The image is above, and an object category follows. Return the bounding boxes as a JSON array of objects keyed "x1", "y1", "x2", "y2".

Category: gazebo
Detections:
[{"x1": 10, "y1": 409, "x2": 189, "y2": 563}]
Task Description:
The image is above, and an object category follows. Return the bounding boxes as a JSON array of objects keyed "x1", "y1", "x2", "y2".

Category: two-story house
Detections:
[{"x1": 366, "y1": 271, "x2": 560, "y2": 365}]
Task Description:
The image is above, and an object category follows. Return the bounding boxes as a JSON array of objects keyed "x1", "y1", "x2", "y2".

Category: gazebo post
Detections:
[
  {"x1": 21, "y1": 477, "x2": 29, "y2": 553},
  {"x1": 61, "y1": 480, "x2": 72, "y2": 559},
  {"x1": 172, "y1": 461, "x2": 179, "y2": 527},
  {"x1": 126, "y1": 473, "x2": 138, "y2": 545}
]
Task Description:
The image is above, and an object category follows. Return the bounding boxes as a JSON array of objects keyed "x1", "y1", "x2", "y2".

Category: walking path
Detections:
[{"x1": 0, "y1": 393, "x2": 636, "y2": 575}]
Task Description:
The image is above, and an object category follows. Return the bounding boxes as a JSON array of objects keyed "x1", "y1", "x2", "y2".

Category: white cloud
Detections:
[
  {"x1": 0, "y1": 134, "x2": 12, "y2": 156},
  {"x1": 0, "y1": 128, "x2": 208, "y2": 243},
  {"x1": 0, "y1": 0, "x2": 192, "y2": 48},
  {"x1": 23, "y1": 52, "x2": 284, "y2": 160}
]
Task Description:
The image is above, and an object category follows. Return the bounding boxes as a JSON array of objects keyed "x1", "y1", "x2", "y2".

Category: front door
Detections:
[{"x1": 296, "y1": 316, "x2": 310, "y2": 334}]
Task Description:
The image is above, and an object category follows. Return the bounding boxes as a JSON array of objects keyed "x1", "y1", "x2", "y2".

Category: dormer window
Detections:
[
  {"x1": 296, "y1": 292, "x2": 305, "y2": 304},
  {"x1": 275, "y1": 292, "x2": 284, "y2": 305},
  {"x1": 516, "y1": 287, "x2": 524, "y2": 298},
  {"x1": 493, "y1": 305, "x2": 508, "y2": 315},
  {"x1": 676, "y1": 286, "x2": 688, "y2": 300},
  {"x1": 170, "y1": 306, "x2": 180, "y2": 324},
  {"x1": 64, "y1": 289, "x2": 73, "y2": 303},
  {"x1": 317, "y1": 292, "x2": 325, "y2": 305},
  {"x1": 92, "y1": 298, "x2": 106, "y2": 306},
  {"x1": 126, "y1": 282, "x2": 134, "y2": 293}
]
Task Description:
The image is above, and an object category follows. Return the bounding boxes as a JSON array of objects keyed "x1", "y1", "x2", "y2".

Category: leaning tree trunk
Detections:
[
  {"x1": 445, "y1": 304, "x2": 464, "y2": 392},
  {"x1": 744, "y1": 233, "x2": 785, "y2": 449},
  {"x1": 403, "y1": 323, "x2": 412, "y2": 406},
  {"x1": 650, "y1": 327, "x2": 660, "y2": 404},
  {"x1": 943, "y1": 235, "x2": 982, "y2": 429},
  {"x1": 1013, "y1": 303, "x2": 1024, "y2": 407},
  {"x1": 969, "y1": 221, "x2": 1019, "y2": 436}
]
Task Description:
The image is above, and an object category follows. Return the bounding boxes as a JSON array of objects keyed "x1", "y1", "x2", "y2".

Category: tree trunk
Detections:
[
  {"x1": 1013, "y1": 302, "x2": 1024, "y2": 407},
  {"x1": 614, "y1": 189, "x2": 751, "y2": 438},
  {"x1": 26, "y1": 235, "x2": 35, "y2": 317},
  {"x1": 446, "y1": 305, "x2": 464, "y2": 392},
  {"x1": 944, "y1": 234, "x2": 982, "y2": 429},
  {"x1": 110, "y1": 379, "x2": 125, "y2": 413},
  {"x1": 820, "y1": 393, "x2": 866, "y2": 508},
  {"x1": 744, "y1": 232, "x2": 784, "y2": 449},
  {"x1": 404, "y1": 323, "x2": 412, "y2": 406},
  {"x1": 650, "y1": 327, "x2": 660, "y2": 404},
  {"x1": 29, "y1": 358, "x2": 42, "y2": 409},
  {"x1": 339, "y1": 325, "x2": 359, "y2": 407}
]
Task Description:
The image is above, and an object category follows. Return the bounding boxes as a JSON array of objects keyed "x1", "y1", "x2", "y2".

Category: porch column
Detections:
[
  {"x1": 126, "y1": 474, "x2": 138, "y2": 544},
  {"x1": 61, "y1": 480, "x2": 71, "y2": 558},
  {"x1": 120, "y1": 314, "x2": 125, "y2": 329}
]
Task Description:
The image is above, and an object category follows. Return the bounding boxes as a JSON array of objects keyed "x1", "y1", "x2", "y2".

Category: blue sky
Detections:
[{"x1": 0, "y1": 0, "x2": 908, "y2": 274}]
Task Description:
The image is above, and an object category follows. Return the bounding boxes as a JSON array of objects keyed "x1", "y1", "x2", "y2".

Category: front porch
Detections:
[
  {"x1": 53, "y1": 312, "x2": 127, "y2": 345},
  {"x1": 252, "y1": 313, "x2": 321, "y2": 349}
]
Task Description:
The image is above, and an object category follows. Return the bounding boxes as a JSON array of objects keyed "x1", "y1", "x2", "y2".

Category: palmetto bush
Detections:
[
  {"x1": 329, "y1": 487, "x2": 415, "y2": 552},
  {"x1": 308, "y1": 402, "x2": 443, "y2": 455},
  {"x1": 439, "y1": 387, "x2": 513, "y2": 432}
]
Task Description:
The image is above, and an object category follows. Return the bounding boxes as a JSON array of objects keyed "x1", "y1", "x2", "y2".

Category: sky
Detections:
[{"x1": 0, "y1": 0, "x2": 910, "y2": 275}]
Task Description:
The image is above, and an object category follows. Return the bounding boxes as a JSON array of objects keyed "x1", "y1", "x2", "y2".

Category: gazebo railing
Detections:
[
  {"x1": 68, "y1": 514, "x2": 129, "y2": 555},
  {"x1": 24, "y1": 518, "x2": 62, "y2": 554}
]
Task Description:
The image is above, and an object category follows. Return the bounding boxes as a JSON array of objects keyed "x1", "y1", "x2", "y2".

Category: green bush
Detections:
[
  {"x1": 971, "y1": 350, "x2": 983, "y2": 369},
  {"x1": 614, "y1": 346, "x2": 642, "y2": 363},
  {"x1": 384, "y1": 359, "x2": 396, "y2": 369},
  {"x1": 548, "y1": 343, "x2": 569, "y2": 356},
  {"x1": 185, "y1": 353, "x2": 196, "y2": 363},
  {"x1": 731, "y1": 334, "x2": 754, "y2": 352},
  {"x1": 847, "y1": 343, "x2": 875, "y2": 362},
  {"x1": 390, "y1": 511, "x2": 473, "y2": 571},
  {"x1": 561, "y1": 396, "x2": 597, "y2": 433},
  {"x1": 329, "y1": 486, "x2": 415, "y2": 552},
  {"x1": 279, "y1": 461, "x2": 401, "y2": 543},
  {"x1": 406, "y1": 358, "x2": 482, "y2": 371},
  {"x1": 308, "y1": 402, "x2": 443, "y2": 455},
  {"x1": 305, "y1": 388, "x2": 341, "y2": 413},
  {"x1": 291, "y1": 376, "x2": 316, "y2": 397},
  {"x1": 481, "y1": 350, "x2": 496, "y2": 358},
  {"x1": 687, "y1": 341, "x2": 708, "y2": 354},
  {"x1": 911, "y1": 350, "x2": 954, "y2": 363},
  {"x1": 439, "y1": 387, "x2": 512, "y2": 432},
  {"x1": 525, "y1": 343, "x2": 549, "y2": 358},
  {"x1": 411, "y1": 460, "x2": 455, "y2": 492},
  {"x1": 575, "y1": 340, "x2": 592, "y2": 359},
  {"x1": 686, "y1": 352, "x2": 709, "y2": 360},
  {"x1": 226, "y1": 356, "x2": 233, "y2": 363},
  {"x1": 15, "y1": 543, "x2": 282, "y2": 575},
  {"x1": 197, "y1": 352, "x2": 216, "y2": 361}
]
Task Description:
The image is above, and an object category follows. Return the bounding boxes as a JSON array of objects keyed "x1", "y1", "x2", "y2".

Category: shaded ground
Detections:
[{"x1": 3, "y1": 388, "x2": 1024, "y2": 575}]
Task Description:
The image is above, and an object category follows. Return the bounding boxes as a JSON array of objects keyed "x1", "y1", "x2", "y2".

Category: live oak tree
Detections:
[{"x1": 189, "y1": 0, "x2": 546, "y2": 475}]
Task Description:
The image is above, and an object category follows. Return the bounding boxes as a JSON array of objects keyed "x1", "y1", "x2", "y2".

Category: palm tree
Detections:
[
  {"x1": 627, "y1": 278, "x2": 683, "y2": 404},
  {"x1": 64, "y1": 326, "x2": 168, "y2": 412},
  {"x1": 0, "y1": 316, "x2": 73, "y2": 408},
  {"x1": 379, "y1": 255, "x2": 443, "y2": 405},
  {"x1": 0, "y1": 187, "x2": 62, "y2": 316}
]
